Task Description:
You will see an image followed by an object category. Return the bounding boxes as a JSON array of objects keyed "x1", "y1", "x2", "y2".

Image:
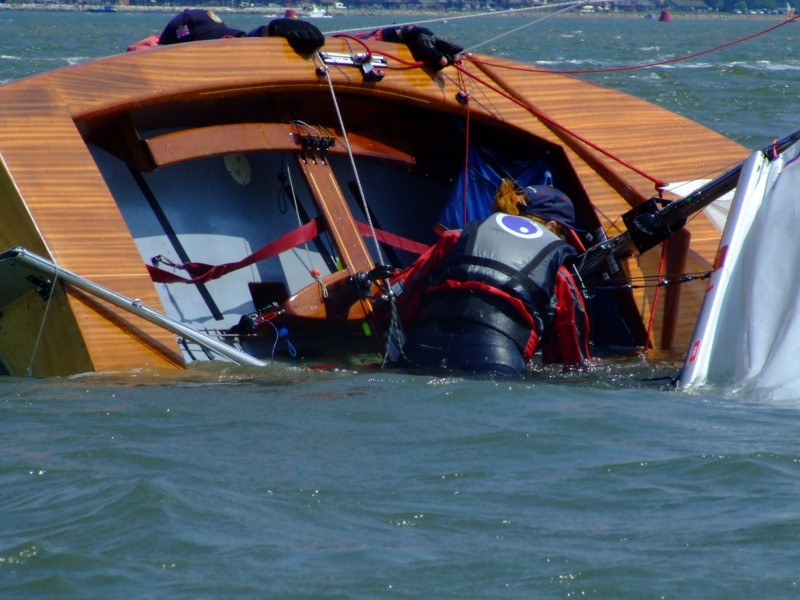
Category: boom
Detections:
[{"x1": 575, "y1": 129, "x2": 800, "y2": 280}]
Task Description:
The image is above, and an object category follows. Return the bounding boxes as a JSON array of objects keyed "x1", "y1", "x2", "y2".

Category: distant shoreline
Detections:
[{"x1": 0, "y1": 2, "x2": 790, "y2": 19}]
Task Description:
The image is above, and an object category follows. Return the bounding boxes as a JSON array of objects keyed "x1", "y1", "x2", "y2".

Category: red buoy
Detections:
[{"x1": 659, "y1": 9, "x2": 673, "y2": 21}]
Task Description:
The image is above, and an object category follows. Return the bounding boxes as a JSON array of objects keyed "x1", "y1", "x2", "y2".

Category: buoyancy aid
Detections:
[
  {"x1": 431, "y1": 213, "x2": 576, "y2": 338},
  {"x1": 394, "y1": 213, "x2": 589, "y2": 372}
]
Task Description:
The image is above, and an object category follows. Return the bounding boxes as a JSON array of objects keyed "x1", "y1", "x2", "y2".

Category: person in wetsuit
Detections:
[{"x1": 393, "y1": 179, "x2": 591, "y2": 375}]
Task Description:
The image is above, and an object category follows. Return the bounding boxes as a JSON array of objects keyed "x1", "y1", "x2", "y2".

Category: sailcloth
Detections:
[
  {"x1": 662, "y1": 179, "x2": 733, "y2": 233},
  {"x1": 680, "y1": 141, "x2": 800, "y2": 399}
]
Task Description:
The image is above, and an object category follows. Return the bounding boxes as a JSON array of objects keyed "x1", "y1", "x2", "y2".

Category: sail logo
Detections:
[{"x1": 495, "y1": 213, "x2": 544, "y2": 239}]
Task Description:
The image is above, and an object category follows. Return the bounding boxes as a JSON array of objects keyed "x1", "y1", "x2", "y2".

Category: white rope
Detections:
[
  {"x1": 465, "y1": 0, "x2": 594, "y2": 53},
  {"x1": 318, "y1": 52, "x2": 385, "y2": 265},
  {"x1": 27, "y1": 265, "x2": 59, "y2": 377},
  {"x1": 325, "y1": 0, "x2": 596, "y2": 37}
]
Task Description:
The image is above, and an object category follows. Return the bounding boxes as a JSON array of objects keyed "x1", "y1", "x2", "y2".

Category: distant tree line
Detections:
[
  {"x1": 702, "y1": 0, "x2": 794, "y2": 12},
  {"x1": 11, "y1": 0, "x2": 798, "y2": 14}
]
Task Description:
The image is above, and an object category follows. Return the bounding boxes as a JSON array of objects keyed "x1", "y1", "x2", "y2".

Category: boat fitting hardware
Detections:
[
  {"x1": 570, "y1": 265, "x2": 589, "y2": 301},
  {"x1": 351, "y1": 264, "x2": 395, "y2": 298},
  {"x1": 360, "y1": 65, "x2": 385, "y2": 82},
  {"x1": 231, "y1": 304, "x2": 283, "y2": 335},
  {"x1": 319, "y1": 51, "x2": 387, "y2": 82},
  {"x1": 366, "y1": 264, "x2": 395, "y2": 282},
  {"x1": 622, "y1": 197, "x2": 681, "y2": 254},
  {"x1": 26, "y1": 274, "x2": 53, "y2": 301},
  {"x1": 350, "y1": 271, "x2": 373, "y2": 298},
  {"x1": 5, "y1": 247, "x2": 267, "y2": 368},
  {"x1": 373, "y1": 277, "x2": 406, "y2": 312},
  {"x1": 300, "y1": 134, "x2": 334, "y2": 162}
]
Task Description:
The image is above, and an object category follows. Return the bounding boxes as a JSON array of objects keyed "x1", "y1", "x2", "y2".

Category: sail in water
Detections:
[{"x1": 680, "y1": 140, "x2": 800, "y2": 399}]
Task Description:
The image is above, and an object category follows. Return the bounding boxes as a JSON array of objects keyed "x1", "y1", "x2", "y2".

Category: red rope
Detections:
[
  {"x1": 331, "y1": 33, "x2": 374, "y2": 62},
  {"x1": 334, "y1": 15, "x2": 797, "y2": 190},
  {"x1": 332, "y1": 33, "x2": 425, "y2": 68},
  {"x1": 467, "y1": 14, "x2": 800, "y2": 75},
  {"x1": 329, "y1": 38, "x2": 666, "y2": 189},
  {"x1": 334, "y1": 31, "x2": 673, "y2": 189},
  {"x1": 645, "y1": 239, "x2": 668, "y2": 347},
  {"x1": 454, "y1": 60, "x2": 667, "y2": 189}
]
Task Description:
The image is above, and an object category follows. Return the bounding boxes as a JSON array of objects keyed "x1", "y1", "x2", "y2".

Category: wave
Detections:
[{"x1": 726, "y1": 60, "x2": 800, "y2": 72}]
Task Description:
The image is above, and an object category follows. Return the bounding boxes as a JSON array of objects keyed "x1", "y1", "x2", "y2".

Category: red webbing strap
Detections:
[
  {"x1": 147, "y1": 217, "x2": 324, "y2": 284},
  {"x1": 147, "y1": 218, "x2": 430, "y2": 285},
  {"x1": 355, "y1": 222, "x2": 429, "y2": 256}
]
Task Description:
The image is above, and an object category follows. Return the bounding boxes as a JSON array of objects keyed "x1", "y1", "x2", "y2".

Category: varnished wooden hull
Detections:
[{"x1": 0, "y1": 36, "x2": 748, "y2": 376}]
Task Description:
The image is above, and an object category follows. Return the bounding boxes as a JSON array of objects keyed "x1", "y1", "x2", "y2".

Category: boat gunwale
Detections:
[{"x1": 0, "y1": 36, "x2": 754, "y2": 374}]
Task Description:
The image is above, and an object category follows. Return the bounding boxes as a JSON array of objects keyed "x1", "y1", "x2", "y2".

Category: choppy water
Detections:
[{"x1": 2, "y1": 11, "x2": 800, "y2": 599}]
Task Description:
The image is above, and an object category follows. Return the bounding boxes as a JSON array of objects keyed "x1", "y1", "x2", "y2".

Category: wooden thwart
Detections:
[{"x1": 145, "y1": 122, "x2": 416, "y2": 169}]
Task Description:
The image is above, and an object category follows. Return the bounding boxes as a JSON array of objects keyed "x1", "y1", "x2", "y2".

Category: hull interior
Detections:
[
  {"x1": 0, "y1": 38, "x2": 748, "y2": 375},
  {"x1": 83, "y1": 91, "x2": 643, "y2": 365}
]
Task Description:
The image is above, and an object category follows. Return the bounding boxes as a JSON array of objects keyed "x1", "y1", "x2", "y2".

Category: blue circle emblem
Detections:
[{"x1": 495, "y1": 213, "x2": 544, "y2": 239}]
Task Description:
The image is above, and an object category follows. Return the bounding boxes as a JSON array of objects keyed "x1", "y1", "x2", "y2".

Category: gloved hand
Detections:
[
  {"x1": 252, "y1": 18, "x2": 325, "y2": 54},
  {"x1": 401, "y1": 26, "x2": 463, "y2": 70}
]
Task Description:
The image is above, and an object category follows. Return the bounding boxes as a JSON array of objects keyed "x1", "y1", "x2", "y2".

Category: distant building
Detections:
[
  {"x1": 614, "y1": 0, "x2": 657, "y2": 10},
  {"x1": 669, "y1": 0, "x2": 710, "y2": 9}
]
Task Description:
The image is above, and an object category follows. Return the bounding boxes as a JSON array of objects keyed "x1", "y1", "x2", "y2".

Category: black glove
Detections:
[
  {"x1": 253, "y1": 18, "x2": 325, "y2": 54},
  {"x1": 401, "y1": 26, "x2": 463, "y2": 70}
]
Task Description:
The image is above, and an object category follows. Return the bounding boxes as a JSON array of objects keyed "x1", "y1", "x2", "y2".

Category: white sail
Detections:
[
  {"x1": 662, "y1": 179, "x2": 734, "y2": 233},
  {"x1": 680, "y1": 141, "x2": 800, "y2": 399}
]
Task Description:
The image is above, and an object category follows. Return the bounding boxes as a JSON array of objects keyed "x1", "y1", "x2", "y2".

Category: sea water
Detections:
[{"x1": 2, "y1": 11, "x2": 800, "y2": 599}]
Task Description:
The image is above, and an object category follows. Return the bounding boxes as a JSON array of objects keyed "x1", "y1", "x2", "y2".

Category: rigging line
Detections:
[
  {"x1": 27, "y1": 266, "x2": 60, "y2": 377},
  {"x1": 291, "y1": 120, "x2": 318, "y2": 138},
  {"x1": 465, "y1": 0, "x2": 593, "y2": 53},
  {"x1": 294, "y1": 120, "x2": 324, "y2": 139},
  {"x1": 333, "y1": 33, "x2": 425, "y2": 68},
  {"x1": 128, "y1": 166, "x2": 223, "y2": 320},
  {"x1": 283, "y1": 153, "x2": 316, "y2": 272},
  {"x1": 332, "y1": 32, "x2": 664, "y2": 189},
  {"x1": 645, "y1": 238, "x2": 669, "y2": 347},
  {"x1": 453, "y1": 60, "x2": 666, "y2": 188},
  {"x1": 24, "y1": 201, "x2": 62, "y2": 375},
  {"x1": 325, "y1": 0, "x2": 598, "y2": 36},
  {"x1": 458, "y1": 69, "x2": 471, "y2": 226},
  {"x1": 471, "y1": 12, "x2": 800, "y2": 75},
  {"x1": 319, "y1": 52, "x2": 385, "y2": 265},
  {"x1": 591, "y1": 270, "x2": 712, "y2": 286}
]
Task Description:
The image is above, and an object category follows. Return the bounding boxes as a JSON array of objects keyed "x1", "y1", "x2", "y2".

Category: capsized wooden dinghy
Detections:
[{"x1": 0, "y1": 35, "x2": 749, "y2": 377}]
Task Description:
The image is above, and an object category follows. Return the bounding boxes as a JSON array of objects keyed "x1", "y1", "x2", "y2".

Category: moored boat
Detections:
[
  {"x1": 87, "y1": 4, "x2": 117, "y2": 12},
  {"x1": 295, "y1": 5, "x2": 330, "y2": 18},
  {"x1": 0, "y1": 33, "x2": 749, "y2": 377}
]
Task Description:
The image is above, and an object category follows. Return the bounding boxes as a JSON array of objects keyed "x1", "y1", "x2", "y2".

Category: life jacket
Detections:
[{"x1": 430, "y1": 213, "x2": 576, "y2": 338}]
